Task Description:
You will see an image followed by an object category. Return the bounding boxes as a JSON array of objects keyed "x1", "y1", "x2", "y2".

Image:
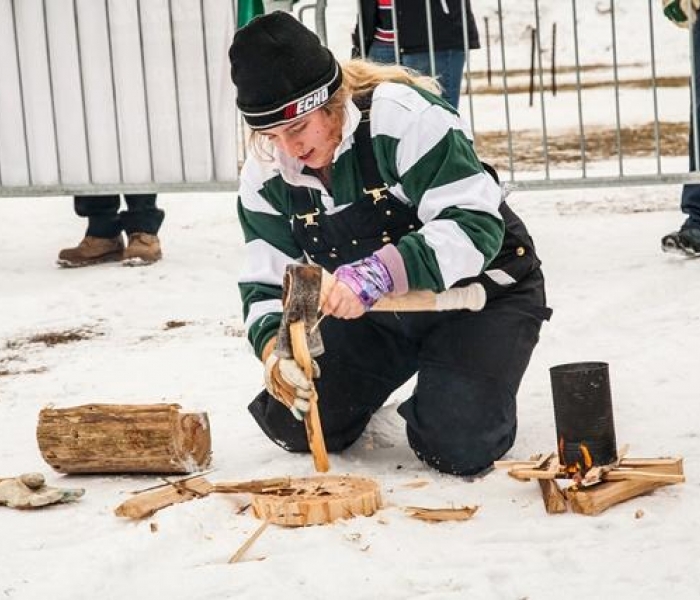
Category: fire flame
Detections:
[
  {"x1": 559, "y1": 437, "x2": 595, "y2": 477},
  {"x1": 579, "y1": 443, "x2": 594, "y2": 471}
]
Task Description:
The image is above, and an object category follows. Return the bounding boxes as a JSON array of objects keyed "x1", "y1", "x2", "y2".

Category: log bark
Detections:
[
  {"x1": 251, "y1": 475, "x2": 381, "y2": 527},
  {"x1": 37, "y1": 403, "x2": 211, "y2": 474}
]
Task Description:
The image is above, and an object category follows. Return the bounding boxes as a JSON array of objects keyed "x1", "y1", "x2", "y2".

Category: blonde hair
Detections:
[
  {"x1": 338, "y1": 58, "x2": 441, "y2": 99},
  {"x1": 248, "y1": 59, "x2": 442, "y2": 158}
]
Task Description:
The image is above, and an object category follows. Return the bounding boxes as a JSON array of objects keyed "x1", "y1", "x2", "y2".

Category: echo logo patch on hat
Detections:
[{"x1": 284, "y1": 86, "x2": 330, "y2": 120}]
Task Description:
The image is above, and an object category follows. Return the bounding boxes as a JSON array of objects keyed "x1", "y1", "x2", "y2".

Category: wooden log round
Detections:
[
  {"x1": 36, "y1": 403, "x2": 211, "y2": 474},
  {"x1": 251, "y1": 475, "x2": 382, "y2": 527}
]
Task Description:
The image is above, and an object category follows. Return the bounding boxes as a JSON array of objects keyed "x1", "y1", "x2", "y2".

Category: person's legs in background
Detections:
[
  {"x1": 663, "y1": 17, "x2": 700, "y2": 256},
  {"x1": 367, "y1": 40, "x2": 400, "y2": 65},
  {"x1": 402, "y1": 49, "x2": 465, "y2": 110},
  {"x1": 120, "y1": 194, "x2": 165, "y2": 265},
  {"x1": 57, "y1": 195, "x2": 125, "y2": 267},
  {"x1": 368, "y1": 42, "x2": 465, "y2": 111}
]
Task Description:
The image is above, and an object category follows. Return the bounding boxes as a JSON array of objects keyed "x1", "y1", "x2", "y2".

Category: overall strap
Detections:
[
  {"x1": 289, "y1": 91, "x2": 392, "y2": 222},
  {"x1": 289, "y1": 184, "x2": 320, "y2": 228},
  {"x1": 352, "y1": 93, "x2": 390, "y2": 203}
]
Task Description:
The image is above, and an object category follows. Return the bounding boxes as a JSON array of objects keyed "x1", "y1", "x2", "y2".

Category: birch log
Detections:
[{"x1": 37, "y1": 403, "x2": 211, "y2": 474}]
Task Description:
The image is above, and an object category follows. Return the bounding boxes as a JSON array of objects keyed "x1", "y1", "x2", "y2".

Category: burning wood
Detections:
[{"x1": 495, "y1": 448, "x2": 685, "y2": 516}]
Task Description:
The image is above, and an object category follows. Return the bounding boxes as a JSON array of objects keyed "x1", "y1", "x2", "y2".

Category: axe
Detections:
[{"x1": 274, "y1": 264, "x2": 486, "y2": 473}]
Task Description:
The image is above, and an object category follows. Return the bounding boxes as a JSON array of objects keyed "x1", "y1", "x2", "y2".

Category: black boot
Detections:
[
  {"x1": 662, "y1": 227, "x2": 700, "y2": 256},
  {"x1": 679, "y1": 227, "x2": 700, "y2": 256}
]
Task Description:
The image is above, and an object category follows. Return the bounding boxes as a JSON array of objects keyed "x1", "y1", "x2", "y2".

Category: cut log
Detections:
[
  {"x1": 115, "y1": 476, "x2": 214, "y2": 519},
  {"x1": 251, "y1": 475, "x2": 382, "y2": 527},
  {"x1": 37, "y1": 403, "x2": 211, "y2": 474},
  {"x1": 566, "y1": 479, "x2": 670, "y2": 516}
]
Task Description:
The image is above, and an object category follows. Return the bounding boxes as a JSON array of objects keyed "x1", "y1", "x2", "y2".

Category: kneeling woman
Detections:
[{"x1": 229, "y1": 12, "x2": 551, "y2": 476}]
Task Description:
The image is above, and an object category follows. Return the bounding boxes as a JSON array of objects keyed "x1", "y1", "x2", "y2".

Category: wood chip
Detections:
[
  {"x1": 114, "y1": 476, "x2": 214, "y2": 519},
  {"x1": 228, "y1": 520, "x2": 270, "y2": 564},
  {"x1": 401, "y1": 480, "x2": 430, "y2": 489},
  {"x1": 404, "y1": 505, "x2": 479, "y2": 522}
]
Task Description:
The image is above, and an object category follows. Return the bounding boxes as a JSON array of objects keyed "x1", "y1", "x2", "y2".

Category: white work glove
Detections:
[
  {"x1": 0, "y1": 473, "x2": 84, "y2": 509},
  {"x1": 264, "y1": 352, "x2": 320, "y2": 421},
  {"x1": 662, "y1": 0, "x2": 700, "y2": 27}
]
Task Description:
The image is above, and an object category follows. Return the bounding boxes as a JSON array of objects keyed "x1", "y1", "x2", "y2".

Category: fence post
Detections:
[
  {"x1": 551, "y1": 22, "x2": 557, "y2": 96},
  {"x1": 484, "y1": 16, "x2": 492, "y2": 87},
  {"x1": 529, "y1": 27, "x2": 536, "y2": 107}
]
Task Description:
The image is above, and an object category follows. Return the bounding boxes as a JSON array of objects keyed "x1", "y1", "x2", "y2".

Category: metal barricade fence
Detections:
[
  {"x1": 0, "y1": 0, "x2": 698, "y2": 197},
  {"x1": 356, "y1": 0, "x2": 700, "y2": 191},
  {"x1": 0, "y1": 0, "x2": 239, "y2": 197}
]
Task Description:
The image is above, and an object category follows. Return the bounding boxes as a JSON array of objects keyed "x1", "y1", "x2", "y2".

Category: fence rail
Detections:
[{"x1": 0, "y1": 0, "x2": 697, "y2": 197}]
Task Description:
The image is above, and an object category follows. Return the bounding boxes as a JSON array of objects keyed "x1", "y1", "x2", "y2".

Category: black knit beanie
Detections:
[{"x1": 229, "y1": 11, "x2": 342, "y2": 130}]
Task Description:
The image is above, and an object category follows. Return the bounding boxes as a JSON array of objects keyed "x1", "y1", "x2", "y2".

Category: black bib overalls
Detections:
[{"x1": 249, "y1": 97, "x2": 551, "y2": 476}]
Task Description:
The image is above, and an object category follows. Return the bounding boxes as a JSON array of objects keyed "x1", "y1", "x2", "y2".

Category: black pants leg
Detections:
[
  {"x1": 249, "y1": 272, "x2": 548, "y2": 475},
  {"x1": 120, "y1": 194, "x2": 164, "y2": 235},
  {"x1": 74, "y1": 195, "x2": 121, "y2": 238},
  {"x1": 398, "y1": 278, "x2": 548, "y2": 476},
  {"x1": 248, "y1": 313, "x2": 418, "y2": 452}
]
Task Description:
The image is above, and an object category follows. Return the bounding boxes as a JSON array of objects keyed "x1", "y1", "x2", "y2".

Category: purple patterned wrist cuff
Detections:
[
  {"x1": 374, "y1": 244, "x2": 408, "y2": 295},
  {"x1": 334, "y1": 254, "x2": 394, "y2": 310}
]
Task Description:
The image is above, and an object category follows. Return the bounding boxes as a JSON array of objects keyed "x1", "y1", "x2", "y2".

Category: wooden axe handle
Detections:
[
  {"x1": 289, "y1": 321, "x2": 330, "y2": 473},
  {"x1": 320, "y1": 270, "x2": 486, "y2": 312}
]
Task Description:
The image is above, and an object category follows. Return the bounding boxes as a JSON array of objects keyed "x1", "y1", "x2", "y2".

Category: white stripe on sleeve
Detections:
[
  {"x1": 238, "y1": 238, "x2": 298, "y2": 285},
  {"x1": 419, "y1": 220, "x2": 485, "y2": 288},
  {"x1": 245, "y1": 299, "x2": 283, "y2": 330},
  {"x1": 417, "y1": 172, "x2": 503, "y2": 224}
]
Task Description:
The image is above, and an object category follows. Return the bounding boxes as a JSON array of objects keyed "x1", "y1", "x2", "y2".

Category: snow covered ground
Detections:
[
  {"x1": 2, "y1": 1, "x2": 700, "y2": 599},
  {"x1": 1, "y1": 182, "x2": 699, "y2": 600}
]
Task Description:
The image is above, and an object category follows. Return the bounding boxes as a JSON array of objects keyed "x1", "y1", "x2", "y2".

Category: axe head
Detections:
[{"x1": 274, "y1": 264, "x2": 325, "y2": 359}]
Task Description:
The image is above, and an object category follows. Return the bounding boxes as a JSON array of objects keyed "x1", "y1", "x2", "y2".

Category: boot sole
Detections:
[
  {"x1": 679, "y1": 245, "x2": 700, "y2": 257},
  {"x1": 122, "y1": 255, "x2": 162, "y2": 267},
  {"x1": 661, "y1": 243, "x2": 700, "y2": 258},
  {"x1": 661, "y1": 242, "x2": 686, "y2": 256},
  {"x1": 56, "y1": 251, "x2": 124, "y2": 268}
]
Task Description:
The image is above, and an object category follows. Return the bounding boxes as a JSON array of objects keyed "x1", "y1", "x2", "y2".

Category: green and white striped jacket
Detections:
[{"x1": 237, "y1": 81, "x2": 505, "y2": 358}]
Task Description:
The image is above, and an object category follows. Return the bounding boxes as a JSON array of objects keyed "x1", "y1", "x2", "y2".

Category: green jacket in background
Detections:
[
  {"x1": 237, "y1": 0, "x2": 302, "y2": 28},
  {"x1": 237, "y1": 0, "x2": 264, "y2": 27}
]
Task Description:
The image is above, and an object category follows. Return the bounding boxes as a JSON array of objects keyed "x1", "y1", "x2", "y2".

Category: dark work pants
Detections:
[
  {"x1": 249, "y1": 270, "x2": 549, "y2": 477},
  {"x1": 74, "y1": 194, "x2": 164, "y2": 238},
  {"x1": 368, "y1": 41, "x2": 465, "y2": 111},
  {"x1": 681, "y1": 18, "x2": 700, "y2": 230}
]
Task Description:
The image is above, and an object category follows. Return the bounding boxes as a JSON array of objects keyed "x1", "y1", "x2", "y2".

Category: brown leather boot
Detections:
[
  {"x1": 57, "y1": 235, "x2": 125, "y2": 268},
  {"x1": 122, "y1": 232, "x2": 162, "y2": 266}
]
